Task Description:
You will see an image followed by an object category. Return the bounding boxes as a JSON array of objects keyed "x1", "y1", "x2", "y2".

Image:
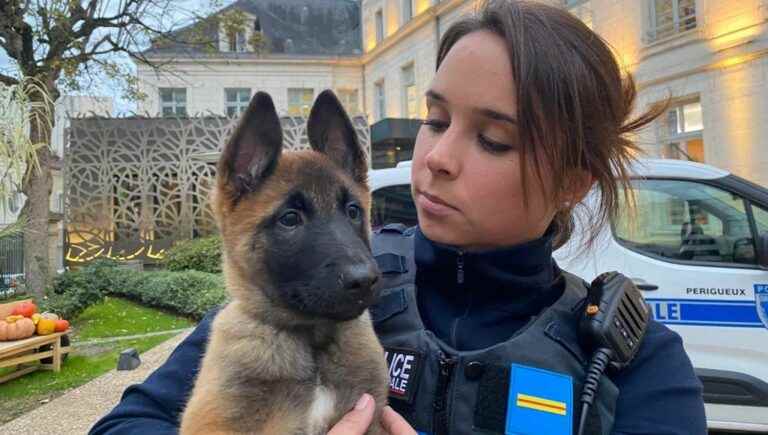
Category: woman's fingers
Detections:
[
  {"x1": 328, "y1": 394, "x2": 375, "y2": 435},
  {"x1": 380, "y1": 406, "x2": 418, "y2": 435}
]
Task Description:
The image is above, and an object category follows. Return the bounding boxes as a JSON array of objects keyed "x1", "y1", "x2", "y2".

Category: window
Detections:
[
  {"x1": 402, "y1": 0, "x2": 414, "y2": 24},
  {"x1": 54, "y1": 193, "x2": 64, "y2": 214},
  {"x1": 7, "y1": 192, "x2": 19, "y2": 214},
  {"x1": 337, "y1": 89, "x2": 360, "y2": 115},
  {"x1": 659, "y1": 99, "x2": 704, "y2": 162},
  {"x1": 646, "y1": 0, "x2": 697, "y2": 43},
  {"x1": 225, "y1": 88, "x2": 251, "y2": 117},
  {"x1": 752, "y1": 203, "x2": 768, "y2": 263},
  {"x1": 159, "y1": 88, "x2": 187, "y2": 117},
  {"x1": 401, "y1": 64, "x2": 418, "y2": 119},
  {"x1": 614, "y1": 179, "x2": 755, "y2": 265},
  {"x1": 564, "y1": 0, "x2": 593, "y2": 29},
  {"x1": 287, "y1": 88, "x2": 314, "y2": 116},
  {"x1": 374, "y1": 81, "x2": 386, "y2": 121},
  {"x1": 371, "y1": 184, "x2": 418, "y2": 230},
  {"x1": 228, "y1": 30, "x2": 247, "y2": 52},
  {"x1": 375, "y1": 9, "x2": 384, "y2": 43}
]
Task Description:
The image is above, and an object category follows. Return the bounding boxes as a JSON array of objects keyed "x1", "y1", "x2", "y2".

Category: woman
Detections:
[{"x1": 90, "y1": 1, "x2": 706, "y2": 434}]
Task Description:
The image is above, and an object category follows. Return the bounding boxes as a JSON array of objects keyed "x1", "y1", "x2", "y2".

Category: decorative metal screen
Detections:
[{"x1": 65, "y1": 115, "x2": 370, "y2": 266}]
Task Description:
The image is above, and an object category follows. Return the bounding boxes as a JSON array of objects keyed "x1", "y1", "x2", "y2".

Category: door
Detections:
[{"x1": 613, "y1": 177, "x2": 768, "y2": 427}]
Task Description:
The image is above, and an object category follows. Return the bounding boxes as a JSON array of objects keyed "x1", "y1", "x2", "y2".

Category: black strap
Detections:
[
  {"x1": 375, "y1": 253, "x2": 408, "y2": 274},
  {"x1": 474, "y1": 365, "x2": 511, "y2": 433}
]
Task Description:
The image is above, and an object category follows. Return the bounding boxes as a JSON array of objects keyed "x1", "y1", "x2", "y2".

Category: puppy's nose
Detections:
[{"x1": 340, "y1": 262, "x2": 380, "y2": 293}]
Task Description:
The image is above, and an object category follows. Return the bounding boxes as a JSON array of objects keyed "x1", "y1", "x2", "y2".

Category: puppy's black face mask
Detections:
[
  {"x1": 260, "y1": 181, "x2": 379, "y2": 321},
  {"x1": 221, "y1": 90, "x2": 378, "y2": 321}
]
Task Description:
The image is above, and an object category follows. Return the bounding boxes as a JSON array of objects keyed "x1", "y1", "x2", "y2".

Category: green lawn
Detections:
[
  {"x1": 71, "y1": 296, "x2": 194, "y2": 341},
  {"x1": 0, "y1": 296, "x2": 195, "y2": 424}
]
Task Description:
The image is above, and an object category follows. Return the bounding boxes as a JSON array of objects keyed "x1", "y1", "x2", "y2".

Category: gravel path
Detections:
[
  {"x1": 74, "y1": 328, "x2": 193, "y2": 347},
  {"x1": 0, "y1": 329, "x2": 191, "y2": 435}
]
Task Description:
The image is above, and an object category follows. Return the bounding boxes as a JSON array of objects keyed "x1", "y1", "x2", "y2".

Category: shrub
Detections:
[
  {"x1": 40, "y1": 259, "x2": 122, "y2": 319},
  {"x1": 161, "y1": 236, "x2": 223, "y2": 273},
  {"x1": 108, "y1": 270, "x2": 227, "y2": 320},
  {"x1": 45, "y1": 261, "x2": 227, "y2": 321}
]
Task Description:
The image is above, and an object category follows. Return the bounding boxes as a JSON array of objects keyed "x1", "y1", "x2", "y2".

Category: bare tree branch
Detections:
[{"x1": 0, "y1": 73, "x2": 19, "y2": 85}]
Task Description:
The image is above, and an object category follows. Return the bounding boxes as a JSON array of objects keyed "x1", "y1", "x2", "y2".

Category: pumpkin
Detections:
[
  {"x1": 40, "y1": 312, "x2": 59, "y2": 321},
  {"x1": 36, "y1": 318, "x2": 56, "y2": 336},
  {"x1": 54, "y1": 319, "x2": 70, "y2": 332},
  {"x1": 0, "y1": 317, "x2": 35, "y2": 341},
  {"x1": 31, "y1": 313, "x2": 42, "y2": 325},
  {"x1": 11, "y1": 302, "x2": 37, "y2": 318}
]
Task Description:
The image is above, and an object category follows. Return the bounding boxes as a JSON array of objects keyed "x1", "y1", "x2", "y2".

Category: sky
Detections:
[{"x1": 0, "y1": 0, "x2": 236, "y2": 115}]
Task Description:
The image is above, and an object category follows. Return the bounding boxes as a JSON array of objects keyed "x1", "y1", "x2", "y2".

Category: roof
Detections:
[
  {"x1": 368, "y1": 158, "x2": 733, "y2": 191},
  {"x1": 628, "y1": 158, "x2": 731, "y2": 180},
  {"x1": 143, "y1": 0, "x2": 362, "y2": 58}
]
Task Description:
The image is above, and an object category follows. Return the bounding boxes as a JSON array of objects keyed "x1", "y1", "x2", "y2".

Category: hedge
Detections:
[
  {"x1": 41, "y1": 259, "x2": 227, "y2": 321},
  {"x1": 161, "y1": 236, "x2": 223, "y2": 274}
]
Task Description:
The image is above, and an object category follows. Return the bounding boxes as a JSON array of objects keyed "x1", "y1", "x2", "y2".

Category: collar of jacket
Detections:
[{"x1": 413, "y1": 224, "x2": 563, "y2": 315}]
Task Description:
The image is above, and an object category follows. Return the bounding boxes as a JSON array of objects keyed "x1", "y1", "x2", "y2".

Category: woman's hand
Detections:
[
  {"x1": 380, "y1": 406, "x2": 417, "y2": 435},
  {"x1": 328, "y1": 394, "x2": 376, "y2": 435},
  {"x1": 327, "y1": 394, "x2": 418, "y2": 435}
]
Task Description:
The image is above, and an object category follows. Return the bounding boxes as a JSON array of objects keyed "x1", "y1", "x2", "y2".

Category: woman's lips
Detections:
[{"x1": 417, "y1": 190, "x2": 458, "y2": 216}]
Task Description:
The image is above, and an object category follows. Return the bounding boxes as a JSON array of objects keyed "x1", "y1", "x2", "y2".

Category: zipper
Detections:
[
  {"x1": 456, "y1": 251, "x2": 465, "y2": 285},
  {"x1": 433, "y1": 352, "x2": 457, "y2": 435},
  {"x1": 450, "y1": 250, "x2": 467, "y2": 347}
]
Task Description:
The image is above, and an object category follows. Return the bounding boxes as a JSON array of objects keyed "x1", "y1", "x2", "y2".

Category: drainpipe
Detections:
[
  {"x1": 362, "y1": 63, "x2": 367, "y2": 125},
  {"x1": 435, "y1": 11, "x2": 441, "y2": 60}
]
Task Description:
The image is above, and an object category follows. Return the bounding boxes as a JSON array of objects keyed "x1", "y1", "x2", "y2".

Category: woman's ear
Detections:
[{"x1": 563, "y1": 171, "x2": 595, "y2": 208}]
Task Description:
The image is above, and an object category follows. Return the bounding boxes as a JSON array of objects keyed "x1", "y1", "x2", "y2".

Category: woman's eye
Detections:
[
  {"x1": 347, "y1": 204, "x2": 362, "y2": 221},
  {"x1": 478, "y1": 134, "x2": 515, "y2": 154},
  {"x1": 421, "y1": 119, "x2": 449, "y2": 133},
  {"x1": 278, "y1": 211, "x2": 302, "y2": 228}
]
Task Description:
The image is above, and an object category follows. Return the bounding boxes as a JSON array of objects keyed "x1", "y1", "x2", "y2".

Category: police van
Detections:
[{"x1": 369, "y1": 158, "x2": 768, "y2": 433}]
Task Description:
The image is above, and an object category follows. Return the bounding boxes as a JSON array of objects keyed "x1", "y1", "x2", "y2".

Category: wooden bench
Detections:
[
  {"x1": 0, "y1": 332, "x2": 71, "y2": 384},
  {"x1": 0, "y1": 298, "x2": 72, "y2": 384}
]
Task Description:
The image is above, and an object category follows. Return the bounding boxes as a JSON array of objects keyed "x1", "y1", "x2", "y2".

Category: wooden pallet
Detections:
[{"x1": 0, "y1": 331, "x2": 71, "y2": 384}]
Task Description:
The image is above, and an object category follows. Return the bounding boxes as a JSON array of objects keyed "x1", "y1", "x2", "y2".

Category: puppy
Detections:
[{"x1": 180, "y1": 90, "x2": 388, "y2": 435}]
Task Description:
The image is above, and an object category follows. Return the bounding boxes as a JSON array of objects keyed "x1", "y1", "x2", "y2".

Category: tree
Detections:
[
  {"x1": 0, "y1": 78, "x2": 51, "y2": 239},
  {"x1": 0, "y1": 0, "x2": 225, "y2": 299}
]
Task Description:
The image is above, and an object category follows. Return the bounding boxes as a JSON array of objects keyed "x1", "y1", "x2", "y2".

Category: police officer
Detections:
[{"x1": 90, "y1": 1, "x2": 706, "y2": 434}]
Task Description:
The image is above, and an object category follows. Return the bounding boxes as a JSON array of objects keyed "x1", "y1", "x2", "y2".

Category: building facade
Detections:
[{"x1": 135, "y1": 0, "x2": 768, "y2": 184}]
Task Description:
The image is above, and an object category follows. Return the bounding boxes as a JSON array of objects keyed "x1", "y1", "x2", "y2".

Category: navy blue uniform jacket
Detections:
[{"x1": 90, "y1": 227, "x2": 707, "y2": 435}]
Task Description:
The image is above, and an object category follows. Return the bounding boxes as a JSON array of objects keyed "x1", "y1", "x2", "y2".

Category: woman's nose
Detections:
[{"x1": 425, "y1": 130, "x2": 460, "y2": 179}]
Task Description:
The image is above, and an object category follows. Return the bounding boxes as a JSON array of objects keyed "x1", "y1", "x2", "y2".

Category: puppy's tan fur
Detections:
[{"x1": 180, "y1": 92, "x2": 389, "y2": 435}]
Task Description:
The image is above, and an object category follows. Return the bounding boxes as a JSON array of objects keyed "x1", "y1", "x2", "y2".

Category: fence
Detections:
[{"x1": 0, "y1": 233, "x2": 23, "y2": 299}]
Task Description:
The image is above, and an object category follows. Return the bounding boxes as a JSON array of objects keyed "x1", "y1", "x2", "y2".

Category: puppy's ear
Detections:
[
  {"x1": 307, "y1": 90, "x2": 367, "y2": 184},
  {"x1": 217, "y1": 92, "x2": 282, "y2": 199}
]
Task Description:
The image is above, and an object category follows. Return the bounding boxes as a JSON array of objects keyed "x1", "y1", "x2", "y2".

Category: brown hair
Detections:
[{"x1": 437, "y1": 0, "x2": 665, "y2": 249}]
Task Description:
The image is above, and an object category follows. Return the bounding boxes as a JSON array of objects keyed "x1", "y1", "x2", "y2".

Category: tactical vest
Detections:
[{"x1": 370, "y1": 225, "x2": 620, "y2": 435}]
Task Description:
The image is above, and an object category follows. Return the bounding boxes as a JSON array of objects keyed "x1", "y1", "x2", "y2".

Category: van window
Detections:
[
  {"x1": 371, "y1": 184, "x2": 418, "y2": 230},
  {"x1": 614, "y1": 179, "x2": 756, "y2": 265},
  {"x1": 751, "y1": 204, "x2": 768, "y2": 260}
]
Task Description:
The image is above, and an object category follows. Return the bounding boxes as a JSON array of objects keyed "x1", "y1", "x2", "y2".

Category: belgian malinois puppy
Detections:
[{"x1": 180, "y1": 90, "x2": 388, "y2": 435}]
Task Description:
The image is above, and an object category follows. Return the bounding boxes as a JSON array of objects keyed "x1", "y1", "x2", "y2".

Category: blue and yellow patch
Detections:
[{"x1": 505, "y1": 364, "x2": 573, "y2": 435}]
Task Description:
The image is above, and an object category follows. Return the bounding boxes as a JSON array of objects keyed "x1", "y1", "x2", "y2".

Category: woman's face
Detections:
[{"x1": 412, "y1": 30, "x2": 559, "y2": 250}]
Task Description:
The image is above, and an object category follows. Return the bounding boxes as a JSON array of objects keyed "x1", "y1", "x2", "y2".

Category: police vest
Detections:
[{"x1": 370, "y1": 225, "x2": 619, "y2": 435}]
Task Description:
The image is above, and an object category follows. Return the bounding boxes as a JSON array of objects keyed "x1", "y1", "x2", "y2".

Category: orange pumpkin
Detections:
[
  {"x1": 11, "y1": 302, "x2": 37, "y2": 318},
  {"x1": 0, "y1": 317, "x2": 35, "y2": 341},
  {"x1": 36, "y1": 318, "x2": 56, "y2": 335},
  {"x1": 54, "y1": 319, "x2": 70, "y2": 332}
]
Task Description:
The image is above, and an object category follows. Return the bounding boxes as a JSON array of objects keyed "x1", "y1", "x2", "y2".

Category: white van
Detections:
[{"x1": 369, "y1": 158, "x2": 768, "y2": 433}]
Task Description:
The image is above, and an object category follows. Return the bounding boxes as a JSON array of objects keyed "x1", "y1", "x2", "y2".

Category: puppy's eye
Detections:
[
  {"x1": 279, "y1": 211, "x2": 302, "y2": 228},
  {"x1": 347, "y1": 204, "x2": 362, "y2": 221}
]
